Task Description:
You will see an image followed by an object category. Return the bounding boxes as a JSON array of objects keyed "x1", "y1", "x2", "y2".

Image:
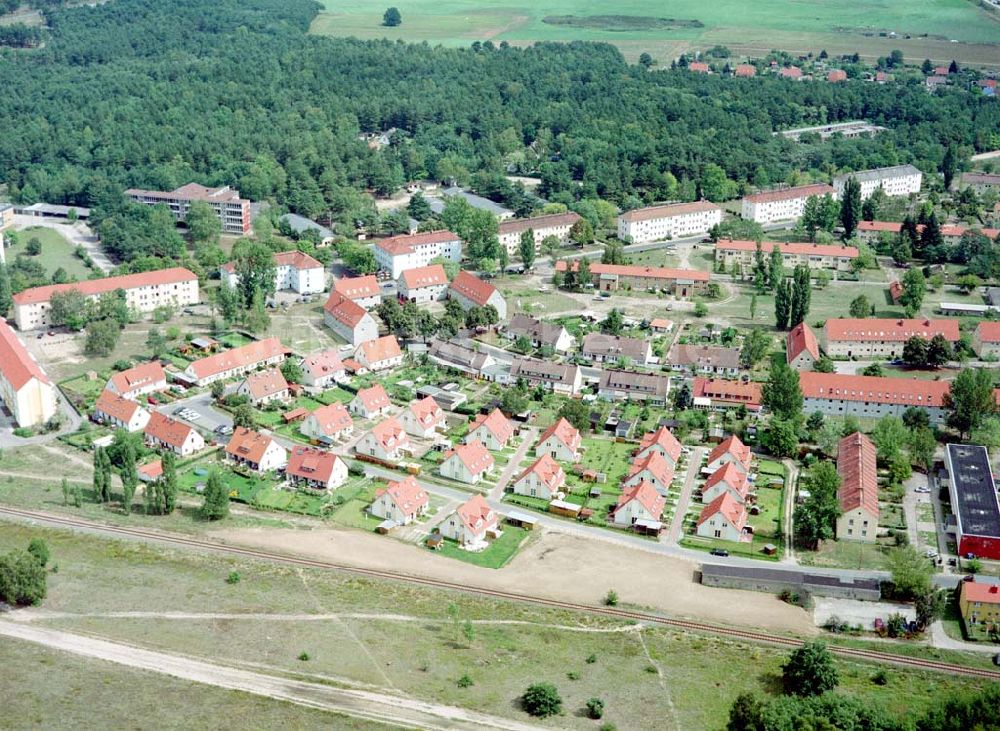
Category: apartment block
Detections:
[
  {"x1": 617, "y1": 201, "x2": 722, "y2": 244},
  {"x1": 714, "y1": 240, "x2": 858, "y2": 274},
  {"x1": 740, "y1": 184, "x2": 835, "y2": 224},
  {"x1": 832, "y1": 164, "x2": 922, "y2": 200},
  {"x1": 497, "y1": 212, "x2": 581, "y2": 254},
  {"x1": 125, "y1": 183, "x2": 251, "y2": 234}
]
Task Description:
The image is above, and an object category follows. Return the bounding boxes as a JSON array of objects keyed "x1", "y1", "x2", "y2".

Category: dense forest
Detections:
[{"x1": 1, "y1": 0, "x2": 998, "y2": 233}]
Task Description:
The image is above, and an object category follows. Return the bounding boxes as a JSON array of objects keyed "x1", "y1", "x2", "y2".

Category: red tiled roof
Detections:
[
  {"x1": 302, "y1": 349, "x2": 345, "y2": 379},
  {"x1": 455, "y1": 494, "x2": 496, "y2": 534},
  {"x1": 498, "y1": 212, "x2": 580, "y2": 234},
  {"x1": 273, "y1": 250, "x2": 322, "y2": 270},
  {"x1": 408, "y1": 395, "x2": 444, "y2": 428},
  {"x1": 650, "y1": 318, "x2": 673, "y2": 331},
  {"x1": 627, "y1": 451, "x2": 674, "y2": 486},
  {"x1": 555, "y1": 260, "x2": 711, "y2": 281},
  {"x1": 799, "y1": 372, "x2": 950, "y2": 408},
  {"x1": 787, "y1": 322, "x2": 819, "y2": 364},
  {"x1": 615, "y1": 480, "x2": 665, "y2": 520},
  {"x1": 692, "y1": 378, "x2": 763, "y2": 408},
  {"x1": 241, "y1": 368, "x2": 288, "y2": 400},
  {"x1": 375, "y1": 230, "x2": 460, "y2": 256},
  {"x1": 370, "y1": 417, "x2": 408, "y2": 451},
  {"x1": 715, "y1": 239, "x2": 858, "y2": 259},
  {"x1": 138, "y1": 460, "x2": 163, "y2": 481},
  {"x1": 837, "y1": 431, "x2": 878, "y2": 517},
  {"x1": 619, "y1": 200, "x2": 720, "y2": 223},
  {"x1": 780, "y1": 66, "x2": 803, "y2": 78},
  {"x1": 858, "y1": 221, "x2": 1000, "y2": 240},
  {"x1": 443, "y1": 440, "x2": 494, "y2": 476},
  {"x1": 734, "y1": 64, "x2": 756, "y2": 77},
  {"x1": 823, "y1": 318, "x2": 960, "y2": 343},
  {"x1": 704, "y1": 462, "x2": 750, "y2": 500},
  {"x1": 355, "y1": 384, "x2": 390, "y2": 412},
  {"x1": 323, "y1": 291, "x2": 368, "y2": 328},
  {"x1": 743, "y1": 184, "x2": 834, "y2": 204},
  {"x1": 707, "y1": 435, "x2": 752, "y2": 470},
  {"x1": 468, "y1": 409, "x2": 515, "y2": 444},
  {"x1": 13, "y1": 267, "x2": 197, "y2": 306},
  {"x1": 515, "y1": 454, "x2": 565, "y2": 491},
  {"x1": 638, "y1": 426, "x2": 682, "y2": 464},
  {"x1": 334, "y1": 275, "x2": 380, "y2": 301},
  {"x1": 127, "y1": 183, "x2": 247, "y2": 204},
  {"x1": 888, "y1": 281, "x2": 903, "y2": 303},
  {"x1": 358, "y1": 335, "x2": 402, "y2": 365},
  {"x1": 858, "y1": 220, "x2": 902, "y2": 233},
  {"x1": 309, "y1": 402, "x2": 353, "y2": 436},
  {"x1": 376, "y1": 475, "x2": 428, "y2": 513},
  {"x1": 400, "y1": 264, "x2": 448, "y2": 289},
  {"x1": 287, "y1": 446, "x2": 343, "y2": 485},
  {"x1": 976, "y1": 321, "x2": 1000, "y2": 344},
  {"x1": 188, "y1": 337, "x2": 288, "y2": 380},
  {"x1": 696, "y1": 491, "x2": 747, "y2": 530},
  {"x1": 225, "y1": 427, "x2": 280, "y2": 464},
  {"x1": 538, "y1": 417, "x2": 581, "y2": 453},
  {"x1": 827, "y1": 69, "x2": 847, "y2": 82},
  {"x1": 0, "y1": 317, "x2": 51, "y2": 390},
  {"x1": 108, "y1": 361, "x2": 165, "y2": 396},
  {"x1": 94, "y1": 389, "x2": 143, "y2": 423},
  {"x1": 143, "y1": 411, "x2": 195, "y2": 449},
  {"x1": 449, "y1": 270, "x2": 498, "y2": 307},
  {"x1": 960, "y1": 581, "x2": 1000, "y2": 605},
  {"x1": 688, "y1": 62, "x2": 710, "y2": 73}
]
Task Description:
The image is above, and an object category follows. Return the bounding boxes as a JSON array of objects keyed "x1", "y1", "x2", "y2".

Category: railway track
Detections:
[{"x1": 3, "y1": 504, "x2": 999, "y2": 681}]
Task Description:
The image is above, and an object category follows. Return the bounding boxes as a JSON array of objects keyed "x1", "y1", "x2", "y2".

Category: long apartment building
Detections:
[
  {"x1": 820, "y1": 318, "x2": 960, "y2": 359},
  {"x1": 554, "y1": 261, "x2": 709, "y2": 297},
  {"x1": 799, "y1": 372, "x2": 950, "y2": 424},
  {"x1": 12, "y1": 267, "x2": 199, "y2": 331},
  {"x1": 836, "y1": 432, "x2": 879, "y2": 543},
  {"x1": 183, "y1": 337, "x2": 289, "y2": 386},
  {"x1": 0, "y1": 318, "x2": 59, "y2": 428},
  {"x1": 832, "y1": 164, "x2": 922, "y2": 200},
  {"x1": 617, "y1": 201, "x2": 722, "y2": 244},
  {"x1": 220, "y1": 250, "x2": 325, "y2": 295},
  {"x1": 374, "y1": 230, "x2": 462, "y2": 278},
  {"x1": 945, "y1": 443, "x2": 1000, "y2": 561},
  {"x1": 856, "y1": 220, "x2": 999, "y2": 246},
  {"x1": 125, "y1": 183, "x2": 251, "y2": 234},
  {"x1": 497, "y1": 212, "x2": 581, "y2": 254},
  {"x1": 713, "y1": 240, "x2": 858, "y2": 274},
  {"x1": 740, "y1": 183, "x2": 835, "y2": 224}
]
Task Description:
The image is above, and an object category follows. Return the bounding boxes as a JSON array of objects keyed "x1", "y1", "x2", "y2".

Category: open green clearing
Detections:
[
  {"x1": 6, "y1": 227, "x2": 92, "y2": 281},
  {"x1": 311, "y1": 0, "x2": 1000, "y2": 65},
  {"x1": 1, "y1": 523, "x2": 995, "y2": 729}
]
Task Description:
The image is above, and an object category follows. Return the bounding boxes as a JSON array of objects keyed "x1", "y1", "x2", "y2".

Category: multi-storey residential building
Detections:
[
  {"x1": 713, "y1": 240, "x2": 858, "y2": 275},
  {"x1": 125, "y1": 183, "x2": 251, "y2": 234},
  {"x1": 13, "y1": 267, "x2": 199, "y2": 330},
  {"x1": 510, "y1": 357, "x2": 582, "y2": 395},
  {"x1": 220, "y1": 250, "x2": 325, "y2": 295},
  {"x1": 448, "y1": 270, "x2": 507, "y2": 320},
  {"x1": 555, "y1": 261, "x2": 710, "y2": 297},
  {"x1": 820, "y1": 318, "x2": 960, "y2": 359},
  {"x1": 786, "y1": 323, "x2": 820, "y2": 371},
  {"x1": 740, "y1": 183, "x2": 835, "y2": 224},
  {"x1": 957, "y1": 172, "x2": 1000, "y2": 195},
  {"x1": 856, "y1": 220, "x2": 999, "y2": 246},
  {"x1": 498, "y1": 212, "x2": 581, "y2": 254},
  {"x1": 836, "y1": 432, "x2": 878, "y2": 543},
  {"x1": 322, "y1": 291, "x2": 379, "y2": 347},
  {"x1": 0, "y1": 318, "x2": 59, "y2": 428},
  {"x1": 183, "y1": 337, "x2": 289, "y2": 386},
  {"x1": 959, "y1": 581, "x2": 1000, "y2": 626},
  {"x1": 374, "y1": 230, "x2": 462, "y2": 278},
  {"x1": 397, "y1": 264, "x2": 448, "y2": 304},
  {"x1": 617, "y1": 201, "x2": 722, "y2": 243},
  {"x1": 832, "y1": 164, "x2": 922, "y2": 200},
  {"x1": 973, "y1": 322, "x2": 1000, "y2": 359},
  {"x1": 581, "y1": 333, "x2": 653, "y2": 365},
  {"x1": 105, "y1": 361, "x2": 167, "y2": 400},
  {"x1": 945, "y1": 444, "x2": 1000, "y2": 560},
  {"x1": 333, "y1": 275, "x2": 381, "y2": 310},
  {"x1": 799, "y1": 372, "x2": 950, "y2": 424},
  {"x1": 597, "y1": 369, "x2": 671, "y2": 405}
]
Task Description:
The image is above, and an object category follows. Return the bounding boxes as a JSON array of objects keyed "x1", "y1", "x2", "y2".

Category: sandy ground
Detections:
[{"x1": 212, "y1": 524, "x2": 817, "y2": 636}]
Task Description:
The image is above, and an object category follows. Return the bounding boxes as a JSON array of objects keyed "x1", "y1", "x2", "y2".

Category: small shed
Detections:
[
  {"x1": 282, "y1": 407, "x2": 308, "y2": 424},
  {"x1": 589, "y1": 486, "x2": 602, "y2": 498},
  {"x1": 633, "y1": 518, "x2": 663, "y2": 536},
  {"x1": 761, "y1": 543, "x2": 777, "y2": 556},
  {"x1": 506, "y1": 510, "x2": 538, "y2": 530},
  {"x1": 549, "y1": 499, "x2": 582, "y2": 518},
  {"x1": 577, "y1": 507, "x2": 594, "y2": 522},
  {"x1": 425, "y1": 533, "x2": 444, "y2": 549},
  {"x1": 376, "y1": 519, "x2": 397, "y2": 535},
  {"x1": 190, "y1": 336, "x2": 219, "y2": 352}
]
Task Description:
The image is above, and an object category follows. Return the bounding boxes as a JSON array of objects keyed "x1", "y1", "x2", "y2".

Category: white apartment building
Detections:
[
  {"x1": 714, "y1": 240, "x2": 858, "y2": 274},
  {"x1": 497, "y1": 212, "x2": 581, "y2": 254},
  {"x1": 333, "y1": 275, "x2": 382, "y2": 310},
  {"x1": 740, "y1": 184, "x2": 835, "y2": 224},
  {"x1": 220, "y1": 251, "x2": 325, "y2": 295},
  {"x1": 398, "y1": 264, "x2": 449, "y2": 304},
  {"x1": 0, "y1": 318, "x2": 59, "y2": 428},
  {"x1": 374, "y1": 230, "x2": 462, "y2": 278},
  {"x1": 125, "y1": 183, "x2": 251, "y2": 234},
  {"x1": 617, "y1": 201, "x2": 722, "y2": 244},
  {"x1": 12, "y1": 267, "x2": 200, "y2": 331},
  {"x1": 973, "y1": 322, "x2": 1000, "y2": 359},
  {"x1": 833, "y1": 164, "x2": 922, "y2": 200},
  {"x1": 800, "y1": 372, "x2": 950, "y2": 425},
  {"x1": 322, "y1": 292, "x2": 379, "y2": 347}
]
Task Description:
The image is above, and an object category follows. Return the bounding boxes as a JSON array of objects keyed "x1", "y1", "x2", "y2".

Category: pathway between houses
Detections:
[{"x1": 667, "y1": 447, "x2": 705, "y2": 545}]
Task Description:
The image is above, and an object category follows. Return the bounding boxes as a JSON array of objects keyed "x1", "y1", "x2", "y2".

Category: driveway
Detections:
[
  {"x1": 0, "y1": 391, "x2": 82, "y2": 448},
  {"x1": 813, "y1": 597, "x2": 915, "y2": 629},
  {"x1": 667, "y1": 447, "x2": 705, "y2": 544}
]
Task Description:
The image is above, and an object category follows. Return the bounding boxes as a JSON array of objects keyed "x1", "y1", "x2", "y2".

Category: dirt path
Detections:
[{"x1": 0, "y1": 620, "x2": 547, "y2": 731}]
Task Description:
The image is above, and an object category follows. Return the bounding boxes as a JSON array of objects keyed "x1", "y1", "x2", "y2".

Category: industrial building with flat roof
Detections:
[{"x1": 945, "y1": 444, "x2": 1000, "y2": 560}]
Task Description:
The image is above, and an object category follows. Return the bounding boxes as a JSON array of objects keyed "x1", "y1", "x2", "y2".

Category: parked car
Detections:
[{"x1": 709, "y1": 548, "x2": 729, "y2": 557}]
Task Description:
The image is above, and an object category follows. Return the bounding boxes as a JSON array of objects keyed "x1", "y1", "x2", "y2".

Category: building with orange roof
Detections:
[
  {"x1": 555, "y1": 260, "x2": 709, "y2": 297},
  {"x1": 623, "y1": 451, "x2": 675, "y2": 497},
  {"x1": 299, "y1": 349, "x2": 347, "y2": 389},
  {"x1": 397, "y1": 264, "x2": 449, "y2": 303},
  {"x1": 827, "y1": 69, "x2": 847, "y2": 83},
  {"x1": 787, "y1": 322, "x2": 820, "y2": 371},
  {"x1": 692, "y1": 377, "x2": 763, "y2": 412},
  {"x1": 535, "y1": 417, "x2": 581, "y2": 462},
  {"x1": 183, "y1": 337, "x2": 289, "y2": 386},
  {"x1": 739, "y1": 183, "x2": 835, "y2": 224},
  {"x1": 448, "y1": 270, "x2": 507, "y2": 320},
  {"x1": 137, "y1": 459, "x2": 163, "y2": 483},
  {"x1": 333, "y1": 275, "x2": 382, "y2": 310},
  {"x1": 714, "y1": 239, "x2": 858, "y2": 275},
  {"x1": 973, "y1": 321, "x2": 1000, "y2": 359},
  {"x1": 349, "y1": 383, "x2": 392, "y2": 419},
  {"x1": 636, "y1": 426, "x2": 683, "y2": 468},
  {"x1": 612, "y1": 480, "x2": 666, "y2": 528},
  {"x1": 616, "y1": 200, "x2": 722, "y2": 244},
  {"x1": 224, "y1": 427, "x2": 287, "y2": 473},
  {"x1": 465, "y1": 409, "x2": 515, "y2": 450},
  {"x1": 300, "y1": 401, "x2": 354, "y2": 443},
  {"x1": 0, "y1": 317, "x2": 59, "y2": 427},
  {"x1": 220, "y1": 250, "x2": 324, "y2": 295},
  {"x1": 13, "y1": 267, "x2": 199, "y2": 330},
  {"x1": 733, "y1": 64, "x2": 756, "y2": 78},
  {"x1": 143, "y1": 412, "x2": 205, "y2": 456},
  {"x1": 374, "y1": 230, "x2": 462, "y2": 278},
  {"x1": 498, "y1": 212, "x2": 580, "y2": 254},
  {"x1": 821, "y1": 318, "x2": 959, "y2": 358},
  {"x1": 511, "y1": 454, "x2": 565, "y2": 500},
  {"x1": 370, "y1": 475, "x2": 429, "y2": 525},
  {"x1": 354, "y1": 334, "x2": 403, "y2": 372},
  {"x1": 706, "y1": 434, "x2": 753, "y2": 475},
  {"x1": 440, "y1": 440, "x2": 495, "y2": 484},
  {"x1": 836, "y1": 432, "x2": 878, "y2": 542},
  {"x1": 237, "y1": 367, "x2": 289, "y2": 406},
  {"x1": 779, "y1": 66, "x2": 803, "y2": 79},
  {"x1": 355, "y1": 417, "x2": 410, "y2": 462},
  {"x1": 287, "y1": 446, "x2": 348, "y2": 490},
  {"x1": 696, "y1": 492, "x2": 749, "y2": 542},
  {"x1": 649, "y1": 318, "x2": 674, "y2": 333},
  {"x1": 702, "y1": 462, "x2": 750, "y2": 505},
  {"x1": 400, "y1": 395, "x2": 446, "y2": 438},
  {"x1": 439, "y1": 494, "x2": 499, "y2": 546},
  {"x1": 126, "y1": 183, "x2": 250, "y2": 234},
  {"x1": 322, "y1": 291, "x2": 379, "y2": 347},
  {"x1": 959, "y1": 581, "x2": 1000, "y2": 626},
  {"x1": 93, "y1": 390, "x2": 150, "y2": 432},
  {"x1": 687, "y1": 61, "x2": 711, "y2": 74},
  {"x1": 857, "y1": 220, "x2": 998, "y2": 246},
  {"x1": 799, "y1": 371, "x2": 950, "y2": 424},
  {"x1": 105, "y1": 361, "x2": 167, "y2": 400}
]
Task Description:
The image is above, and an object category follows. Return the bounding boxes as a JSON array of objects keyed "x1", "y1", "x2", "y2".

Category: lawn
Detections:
[
  {"x1": 434, "y1": 526, "x2": 532, "y2": 568},
  {"x1": 797, "y1": 538, "x2": 892, "y2": 570},
  {"x1": 6, "y1": 226, "x2": 92, "y2": 281}
]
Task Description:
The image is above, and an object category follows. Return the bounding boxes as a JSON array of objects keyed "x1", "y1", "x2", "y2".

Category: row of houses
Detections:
[
  {"x1": 856, "y1": 220, "x2": 999, "y2": 245},
  {"x1": 554, "y1": 260, "x2": 710, "y2": 297}
]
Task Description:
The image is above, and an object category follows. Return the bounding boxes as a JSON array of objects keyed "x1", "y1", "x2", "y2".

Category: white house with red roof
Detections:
[
  {"x1": 286, "y1": 446, "x2": 348, "y2": 490},
  {"x1": 635, "y1": 426, "x2": 683, "y2": 468},
  {"x1": 439, "y1": 494, "x2": 499, "y2": 547},
  {"x1": 323, "y1": 291, "x2": 379, "y2": 347},
  {"x1": 237, "y1": 367, "x2": 289, "y2": 406},
  {"x1": 355, "y1": 417, "x2": 410, "y2": 462},
  {"x1": 183, "y1": 337, "x2": 289, "y2": 386},
  {"x1": 439, "y1": 440, "x2": 495, "y2": 484},
  {"x1": 616, "y1": 201, "x2": 722, "y2": 244},
  {"x1": 370, "y1": 475, "x2": 429, "y2": 524},
  {"x1": 498, "y1": 212, "x2": 581, "y2": 254},
  {"x1": 821, "y1": 318, "x2": 960, "y2": 359},
  {"x1": 374, "y1": 230, "x2": 462, "y2": 278},
  {"x1": 93, "y1": 390, "x2": 150, "y2": 432},
  {"x1": 623, "y1": 450, "x2": 675, "y2": 497},
  {"x1": 220, "y1": 250, "x2": 324, "y2": 295},
  {"x1": 836, "y1": 432, "x2": 878, "y2": 542},
  {"x1": 696, "y1": 492, "x2": 749, "y2": 542},
  {"x1": 973, "y1": 321, "x2": 1000, "y2": 359},
  {"x1": 701, "y1": 463, "x2": 751, "y2": 504},
  {"x1": 105, "y1": 361, "x2": 167, "y2": 400},
  {"x1": 225, "y1": 427, "x2": 287, "y2": 473},
  {"x1": 739, "y1": 183, "x2": 835, "y2": 224},
  {"x1": 400, "y1": 395, "x2": 447, "y2": 438},
  {"x1": 349, "y1": 384, "x2": 392, "y2": 419},
  {"x1": 0, "y1": 317, "x2": 59, "y2": 428},
  {"x1": 448, "y1": 270, "x2": 507, "y2": 320},
  {"x1": 300, "y1": 402, "x2": 354, "y2": 443},
  {"x1": 786, "y1": 322, "x2": 820, "y2": 371},
  {"x1": 535, "y1": 417, "x2": 581, "y2": 462},
  {"x1": 465, "y1": 408, "x2": 515, "y2": 451},
  {"x1": 706, "y1": 435, "x2": 753, "y2": 475},
  {"x1": 511, "y1": 454, "x2": 565, "y2": 500},
  {"x1": 398, "y1": 264, "x2": 449, "y2": 304},
  {"x1": 333, "y1": 275, "x2": 382, "y2": 310},
  {"x1": 612, "y1": 480, "x2": 666, "y2": 528},
  {"x1": 143, "y1": 412, "x2": 205, "y2": 456},
  {"x1": 299, "y1": 349, "x2": 347, "y2": 389},
  {"x1": 354, "y1": 335, "x2": 403, "y2": 372}
]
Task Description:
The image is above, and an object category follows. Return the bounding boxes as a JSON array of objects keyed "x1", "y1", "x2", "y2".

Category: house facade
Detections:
[
  {"x1": 125, "y1": 183, "x2": 251, "y2": 234},
  {"x1": 597, "y1": 369, "x2": 671, "y2": 405},
  {"x1": 225, "y1": 427, "x2": 288, "y2": 473},
  {"x1": 511, "y1": 454, "x2": 565, "y2": 500},
  {"x1": 333, "y1": 275, "x2": 382, "y2": 310},
  {"x1": 510, "y1": 357, "x2": 582, "y2": 395},
  {"x1": 354, "y1": 335, "x2": 403, "y2": 372},
  {"x1": 370, "y1": 476, "x2": 429, "y2": 525},
  {"x1": 143, "y1": 412, "x2": 205, "y2": 456},
  {"x1": 465, "y1": 409, "x2": 515, "y2": 450},
  {"x1": 821, "y1": 318, "x2": 960, "y2": 359},
  {"x1": 498, "y1": 212, "x2": 581, "y2": 254},
  {"x1": 439, "y1": 494, "x2": 498, "y2": 546},
  {"x1": 0, "y1": 318, "x2": 59, "y2": 428},
  {"x1": 714, "y1": 240, "x2": 858, "y2": 274},
  {"x1": 555, "y1": 261, "x2": 709, "y2": 297},
  {"x1": 505, "y1": 314, "x2": 574, "y2": 353},
  {"x1": 105, "y1": 361, "x2": 168, "y2": 400},
  {"x1": 221, "y1": 250, "x2": 325, "y2": 295},
  {"x1": 836, "y1": 431, "x2": 879, "y2": 543},
  {"x1": 323, "y1": 291, "x2": 379, "y2": 347},
  {"x1": 398, "y1": 264, "x2": 449, "y2": 303},
  {"x1": 400, "y1": 395, "x2": 446, "y2": 438},
  {"x1": 299, "y1": 349, "x2": 347, "y2": 389},
  {"x1": 184, "y1": 337, "x2": 288, "y2": 387},
  {"x1": 300, "y1": 402, "x2": 354, "y2": 443},
  {"x1": 374, "y1": 230, "x2": 462, "y2": 278},
  {"x1": 237, "y1": 367, "x2": 290, "y2": 406},
  {"x1": 535, "y1": 418, "x2": 581, "y2": 462},
  {"x1": 799, "y1": 372, "x2": 950, "y2": 424},
  {"x1": 439, "y1": 440, "x2": 495, "y2": 484},
  {"x1": 696, "y1": 492, "x2": 748, "y2": 542},
  {"x1": 93, "y1": 390, "x2": 150, "y2": 432},
  {"x1": 612, "y1": 481, "x2": 666, "y2": 528},
  {"x1": 786, "y1": 323, "x2": 820, "y2": 371},
  {"x1": 740, "y1": 184, "x2": 835, "y2": 224},
  {"x1": 972, "y1": 321, "x2": 1000, "y2": 359},
  {"x1": 355, "y1": 417, "x2": 410, "y2": 462},
  {"x1": 581, "y1": 333, "x2": 653, "y2": 365},
  {"x1": 287, "y1": 447, "x2": 348, "y2": 490},
  {"x1": 350, "y1": 384, "x2": 392, "y2": 419},
  {"x1": 667, "y1": 344, "x2": 741, "y2": 376},
  {"x1": 616, "y1": 201, "x2": 722, "y2": 244},
  {"x1": 448, "y1": 270, "x2": 507, "y2": 320},
  {"x1": 832, "y1": 164, "x2": 922, "y2": 200}
]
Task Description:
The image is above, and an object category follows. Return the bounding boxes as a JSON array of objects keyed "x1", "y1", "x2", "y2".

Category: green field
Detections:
[
  {"x1": 311, "y1": 0, "x2": 1000, "y2": 66},
  {"x1": 6, "y1": 227, "x2": 92, "y2": 281}
]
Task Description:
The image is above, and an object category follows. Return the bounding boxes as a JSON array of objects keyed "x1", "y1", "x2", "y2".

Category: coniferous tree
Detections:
[
  {"x1": 839, "y1": 177, "x2": 862, "y2": 240},
  {"x1": 788, "y1": 265, "x2": 811, "y2": 328},
  {"x1": 161, "y1": 451, "x2": 178, "y2": 514},
  {"x1": 774, "y1": 277, "x2": 791, "y2": 330}
]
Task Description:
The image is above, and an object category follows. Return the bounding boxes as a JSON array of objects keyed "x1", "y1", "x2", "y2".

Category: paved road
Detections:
[{"x1": 667, "y1": 447, "x2": 704, "y2": 544}]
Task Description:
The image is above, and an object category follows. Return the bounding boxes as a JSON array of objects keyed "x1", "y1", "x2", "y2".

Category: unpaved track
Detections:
[{"x1": 0, "y1": 620, "x2": 546, "y2": 731}]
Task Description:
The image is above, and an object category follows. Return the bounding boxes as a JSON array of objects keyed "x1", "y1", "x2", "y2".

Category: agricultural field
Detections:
[{"x1": 310, "y1": 0, "x2": 1000, "y2": 66}]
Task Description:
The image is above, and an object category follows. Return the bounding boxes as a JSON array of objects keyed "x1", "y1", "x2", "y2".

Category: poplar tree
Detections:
[{"x1": 839, "y1": 177, "x2": 862, "y2": 240}]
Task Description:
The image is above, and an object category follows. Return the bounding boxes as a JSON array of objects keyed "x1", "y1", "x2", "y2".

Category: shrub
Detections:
[
  {"x1": 586, "y1": 698, "x2": 605, "y2": 719},
  {"x1": 27, "y1": 539, "x2": 49, "y2": 567},
  {"x1": 298, "y1": 652, "x2": 310, "y2": 661},
  {"x1": 521, "y1": 683, "x2": 562, "y2": 718},
  {"x1": 604, "y1": 589, "x2": 618, "y2": 606},
  {"x1": 585, "y1": 653, "x2": 597, "y2": 664},
  {"x1": 567, "y1": 671, "x2": 580, "y2": 680},
  {"x1": 872, "y1": 669, "x2": 889, "y2": 686},
  {"x1": 456, "y1": 674, "x2": 473, "y2": 688},
  {"x1": 226, "y1": 571, "x2": 241, "y2": 584},
  {"x1": 599, "y1": 723, "x2": 617, "y2": 731}
]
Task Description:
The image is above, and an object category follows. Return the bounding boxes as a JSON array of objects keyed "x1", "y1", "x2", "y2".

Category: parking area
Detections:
[
  {"x1": 158, "y1": 394, "x2": 234, "y2": 440},
  {"x1": 813, "y1": 597, "x2": 916, "y2": 630}
]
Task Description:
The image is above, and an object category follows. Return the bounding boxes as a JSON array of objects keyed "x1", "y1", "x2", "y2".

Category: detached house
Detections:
[
  {"x1": 398, "y1": 264, "x2": 449, "y2": 304},
  {"x1": 635, "y1": 426, "x2": 683, "y2": 469},
  {"x1": 355, "y1": 417, "x2": 410, "y2": 462},
  {"x1": 300, "y1": 349, "x2": 347, "y2": 389},
  {"x1": 505, "y1": 314, "x2": 574, "y2": 353},
  {"x1": 786, "y1": 323, "x2": 820, "y2": 371},
  {"x1": 623, "y1": 450, "x2": 675, "y2": 497},
  {"x1": 323, "y1": 291, "x2": 379, "y2": 347},
  {"x1": 706, "y1": 435, "x2": 752, "y2": 474},
  {"x1": 836, "y1": 431, "x2": 878, "y2": 543},
  {"x1": 972, "y1": 322, "x2": 1000, "y2": 359},
  {"x1": 511, "y1": 454, "x2": 566, "y2": 500},
  {"x1": 440, "y1": 440, "x2": 495, "y2": 484},
  {"x1": 237, "y1": 368, "x2": 289, "y2": 406},
  {"x1": 105, "y1": 361, "x2": 167, "y2": 400},
  {"x1": 535, "y1": 418, "x2": 582, "y2": 463},
  {"x1": 300, "y1": 402, "x2": 354, "y2": 443},
  {"x1": 225, "y1": 427, "x2": 287, "y2": 473},
  {"x1": 581, "y1": 333, "x2": 653, "y2": 366},
  {"x1": 465, "y1": 408, "x2": 515, "y2": 451},
  {"x1": 439, "y1": 494, "x2": 499, "y2": 547},
  {"x1": 333, "y1": 275, "x2": 382, "y2": 310},
  {"x1": 400, "y1": 395, "x2": 447, "y2": 438},
  {"x1": 448, "y1": 270, "x2": 507, "y2": 320},
  {"x1": 350, "y1": 384, "x2": 392, "y2": 419},
  {"x1": 696, "y1": 492, "x2": 749, "y2": 542},
  {"x1": 354, "y1": 335, "x2": 403, "y2": 372},
  {"x1": 370, "y1": 475, "x2": 429, "y2": 525},
  {"x1": 286, "y1": 446, "x2": 348, "y2": 491},
  {"x1": 143, "y1": 412, "x2": 205, "y2": 457},
  {"x1": 93, "y1": 390, "x2": 150, "y2": 432},
  {"x1": 612, "y1": 480, "x2": 666, "y2": 529},
  {"x1": 701, "y1": 462, "x2": 751, "y2": 504}
]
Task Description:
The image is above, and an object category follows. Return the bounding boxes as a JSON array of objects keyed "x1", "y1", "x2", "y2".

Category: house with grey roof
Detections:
[
  {"x1": 429, "y1": 187, "x2": 514, "y2": 221},
  {"x1": 280, "y1": 213, "x2": 335, "y2": 246},
  {"x1": 580, "y1": 332, "x2": 653, "y2": 365},
  {"x1": 505, "y1": 314, "x2": 574, "y2": 353}
]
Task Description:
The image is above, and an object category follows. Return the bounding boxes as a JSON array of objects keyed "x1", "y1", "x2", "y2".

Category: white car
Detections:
[{"x1": 925, "y1": 549, "x2": 939, "y2": 558}]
